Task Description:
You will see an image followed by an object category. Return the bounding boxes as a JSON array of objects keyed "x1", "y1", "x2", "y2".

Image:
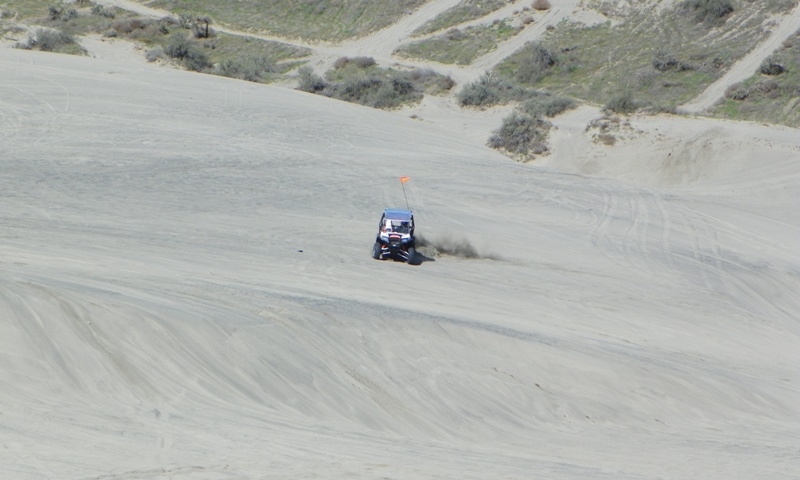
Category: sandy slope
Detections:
[
  {"x1": 2, "y1": 1, "x2": 800, "y2": 479},
  {"x1": 2, "y1": 39, "x2": 799, "y2": 480}
]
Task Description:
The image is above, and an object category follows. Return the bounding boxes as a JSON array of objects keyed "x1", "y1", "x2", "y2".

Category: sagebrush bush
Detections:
[
  {"x1": 111, "y1": 17, "x2": 152, "y2": 35},
  {"x1": 298, "y1": 62, "x2": 450, "y2": 109},
  {"x1": 407, "y1": 67, "x2": 455, "y2": 94},
  {"x1": 91, "y1": 5, "x2": 116, "y2": 19},
  {"x1": 605, "y1": 92, "x2": 639, "y2": 114},
  {"x1": 333, "y1": 56, "x2": 376, "y2": 69},
  {"x1": 514, "y1": 42, "x2": 556, "y2": 84},
  {"x1": 488, "y1": 112, "x2": 551, "y2": 157},
  {"x1": 760, "y1": 55, "x2": 786, "y2": 75},
  {"x1": 164, "y1": 33, "x2": 210, "y2": 71},
  {"x1": 297, "y1": 66, "x2": 328, "y2": 93},
  {"x1": 682, "y1": 0, "x2": 734, "y2": 22},
  {"x1": 48, "y1": 4, "x2": 77, "y2": 22},
  {"x1": 532, "y1": 0, "x2": 551, "y2": 11},
  {"x1": 520, "y1": 95, "x2": 576, "y2": 117},
  {"x1": 217, "y1": 55, "x2": 275, "y2": 82},
  {"x1": 145, "y1": 48, "x2": 163, "y2": 62},
  {"x1": 325, "y1": 76, "x2": 421, "y2": 109},
  {"x1": 725, "y1": 82, "x2": 749, "y2": 101},
  {"x1": 653, "y1": 50, "x2": 694, "y2": 72},
  {"x1": 457, "y1": 72, "x2": 526, "y2": 107},
  {"x1": 16, "y1": 28, "x2": 84, "y2": 54}
]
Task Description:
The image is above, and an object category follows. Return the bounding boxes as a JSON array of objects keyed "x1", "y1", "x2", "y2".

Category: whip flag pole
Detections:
[{"x1": 400, "y1": 176, "x2": 411, "y2": 210}]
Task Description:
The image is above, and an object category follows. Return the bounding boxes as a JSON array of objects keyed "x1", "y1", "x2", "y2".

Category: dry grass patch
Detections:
[
  {"x1": 496, "y1": 0, "x2": 796, "y2": 110},
  {"x1": 396, "y1": 20, "x2": 520, "y2": 65},
  {"x1": 149, "y1": 0, "x2": 426, "y2": 41},
  {"x1": 711, "y1": 28, "x2": 800, "y2": 127},
  {"x1": 412, "y1": 0, "x2": 507, "y2": 36}
]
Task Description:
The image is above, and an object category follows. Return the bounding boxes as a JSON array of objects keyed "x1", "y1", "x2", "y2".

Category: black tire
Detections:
[
  {"x1": 406, "y1": 247, "x2": 416, "y2": 264},
  {"x1": 372, "y1": 241, "x2": 382, "y2": 260}
]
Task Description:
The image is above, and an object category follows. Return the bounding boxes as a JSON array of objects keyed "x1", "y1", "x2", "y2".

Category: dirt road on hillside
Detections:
[{"x1": 680, "y1": 2, "x2": 800, "y2": 113}]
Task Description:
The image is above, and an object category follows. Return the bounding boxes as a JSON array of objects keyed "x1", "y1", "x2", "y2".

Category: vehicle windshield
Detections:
[{"x1": 384, "y1": 219, "x2": 411, "y2": 234}]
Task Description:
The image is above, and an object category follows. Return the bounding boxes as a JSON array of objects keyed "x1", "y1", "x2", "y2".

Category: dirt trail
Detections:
[{"x1": 680, "y1": 3, "x2": 800, "y2": 114}]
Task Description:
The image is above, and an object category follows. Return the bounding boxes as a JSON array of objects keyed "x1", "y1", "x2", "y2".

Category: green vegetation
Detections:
[
  {"x1": 488, "y1": 112, "x2": 552, "y2": 160},
  {"x1": 680, "y1": 0, "x2": 734, "y2": 24},
  {"x1": 296, "y1": 56, "x2": 455, "y2": 109},
  {"x1": 149, "y1": 0, "x2": 426, "y2": 41},
  {"x1": 495, "y1": 0, "x2": 796, "y2": 112},
  {"x1": 457, "y1": 72, "x2": 531, "y2": 107},
  {"x1": 397, "y1": 20, "x2": 520, "y2": 65},
  {"x1": 14, "y1": 27, "x2": 87, "y2": 55},
  {"x1": 519, "y1": 95, "x2": 577, "y2": 118},
  {"x1": 485, "y1": 91, "x2": 577, "y2": 160},
  {"x1": 412, "y1": 0, "x2": 507, "y2": 36},
  {"x1": 3, "y1": 0, "x2": 798, "y2": 127},
  {"x1": 3, "y1": 1, "x2": 311, "y2": 81},
  {"x1": 0, "y1": 0, "x2": 51, "y2": 22},
  {"x1": 604, "y1": 91, "x2": 639, "y2": 114},
  {"x1": 711, "y1": 28, "x2": 800, "y2": 127}
]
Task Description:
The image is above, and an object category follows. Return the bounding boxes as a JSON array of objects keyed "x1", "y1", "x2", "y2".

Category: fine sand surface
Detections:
[{"x1": 2, "y1": 2, "x2": 799, "y2": 479}]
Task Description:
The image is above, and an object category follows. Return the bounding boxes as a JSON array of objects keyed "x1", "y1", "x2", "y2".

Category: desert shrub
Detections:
[
  {"x1": 164, "y1": 32, "x2": 192, "y2": 58},
  {"x1": 111, "y1": 17, "x2": 152, "y2": 35},
  {"x1": 301, "y1": 62, "x2": 448, "y2": 108},
  {"x1": 488, "y1": 112, "x2": 550, "y2": 157},
  {"x1": 514, "y1": 42, "x2": 556, "y2": 84},
  {"x1": 164, "y1": 33, "x2": 210, "y2": 71},
  {"x1": 520, "y1": 95, "x2": 576, "y2": 117},
  {"x1": 145, "y1": 48, "x2": 163, "y2": 62},
  {"x1": 446, "y1": 28, "x2": 468, "y2": 41},
  {"x1": 596, "y1": 133, "x2": 616, "y2": 145},
  {"x1": 605, "y1": 92, "x2": 639, "y2": 114},
  {"x1": 409, "y1": 68, "x2": 456, "y2": 94},
  {"x1": 48, "y1": 3, "x2": 77, "y2": 22},
  {"x1": 324, "y1": 75, "x2": 421, "y2": 109},
  {"x1": 782, "y1": 30, "x2": 800, "y2": 49},
  {"x1": 681, "y1": 0, "x2": 734, "y2": 22},
  {"x1": 35, "y1": 28, "x2": 73, "y2": 51},
  {"x1": 653, "y1": 50, "x2": 694, "y2": 72},
  {"x1": 760, "y1": 58, "x2": 786, "y2": 75},
  {"x1": 751, "y1": 79, "x2": 782, "y2": 98},
  {"x1": 177, "y1": 13, "x2": 194, "y2": 29},
  {"x1": 458, "y1": 73, "x2": 501, "y2": 106},
  {"x1": 16, "y1": 28, "x2": 85, "y2": 54},
  {"x1": 91, "y1": 5, "x2": 116, "y2": 19},
  {"x1": 725, "y1": 82, "x2": 749, "y2": 100},
  {"x1": 217, "y1": 55, "x2": 275, "y2": 82},
  {"x1": 184, "y1": 50, "x2": 211, "y2": 71},
  {"x1": 458, "y1": 72, "x2": 526, "y2": 107},
  {"x1": 333, "y1": 56, "x2": 376, "y2": 69},
  {"x1": 532, "y1": 0, "x2": 551, "y2": 11},
  {"x1": 297, "y1": 66, "x2": 328, "y2": 93}
]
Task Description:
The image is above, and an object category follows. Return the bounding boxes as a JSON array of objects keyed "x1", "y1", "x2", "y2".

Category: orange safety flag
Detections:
[{"x1": 400, "y1": 176, "x2": 411, "y2": 183}]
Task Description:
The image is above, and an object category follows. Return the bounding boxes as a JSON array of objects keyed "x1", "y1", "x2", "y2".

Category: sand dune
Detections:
[{"x1": 1, "y1": 8, "x2": 799, "y2": 480}]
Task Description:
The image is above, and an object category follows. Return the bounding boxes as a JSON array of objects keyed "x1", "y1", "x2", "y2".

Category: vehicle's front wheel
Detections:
[
  {"x1": 406, "y1": 247, "x2": 416, "y2": 264},
  {"x1": 372, "y1": 241, "x2": 382, "y2": 260}
]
